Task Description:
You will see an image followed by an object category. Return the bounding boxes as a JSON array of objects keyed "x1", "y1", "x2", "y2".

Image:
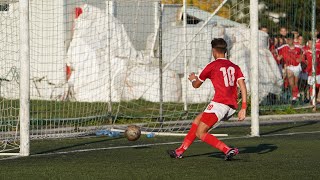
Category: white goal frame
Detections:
[{"x1": 19, "y1": 0, "x2": 30, "y2": 156}]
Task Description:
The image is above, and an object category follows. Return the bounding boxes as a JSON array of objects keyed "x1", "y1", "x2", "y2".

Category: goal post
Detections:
[
  {"x1": 250, "y1": 0, "x2": 259, "y2": 137},
  {"x1": 19, "y1": 0, "x2": 30, "y2": 156}
]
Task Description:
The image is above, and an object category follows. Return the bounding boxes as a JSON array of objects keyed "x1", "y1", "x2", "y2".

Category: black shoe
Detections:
[
  {"x1": 225, "y1": 148, "x2": 239, "y2": 161},
  {"x1": 167, "y1": 150, "x2": 183, "y2": 159},
  {"x1": 291, "y1": 100, "x2": 297, "y2": 105}
]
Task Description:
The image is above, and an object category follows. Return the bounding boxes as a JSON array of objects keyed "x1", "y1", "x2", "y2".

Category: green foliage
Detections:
[{"x1": 259, "y1": 0, "x2": 319, "y2": 36}]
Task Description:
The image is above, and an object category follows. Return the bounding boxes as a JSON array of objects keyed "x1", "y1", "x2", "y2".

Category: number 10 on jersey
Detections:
[{"x1": 220, "y1": 67, "x2": 235, "y2": 87}]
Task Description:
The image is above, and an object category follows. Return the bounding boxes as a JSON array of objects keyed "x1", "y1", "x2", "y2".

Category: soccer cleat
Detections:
[
  {"x1": 167, "y1": 150, "x2": 183, "y2": 159},
  {"x1": 224, "y1": 148, "x2": 239, "y2": 161}
]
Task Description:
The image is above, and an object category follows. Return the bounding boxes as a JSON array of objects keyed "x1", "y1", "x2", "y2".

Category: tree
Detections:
[
  {"x1": 258, "y1": 0, "x2": 318, "y2": 38},
  {"x1": 162, "y1": 0, "x2": 319, "y2": 33},
  {"x1": 162, "y1": 0, "x2": 231, "y2": 18}
]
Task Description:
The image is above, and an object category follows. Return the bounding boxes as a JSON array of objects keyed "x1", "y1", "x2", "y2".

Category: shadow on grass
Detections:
[
  {"x1": 261, "y1": 121, "x2": 318, "y2": 135},
  {"x1": 184, "y1": 143, "x2": 278, "y2": 160},
  {"x1": 34, "y1": 136, "x2": 125, "y2": 155}
]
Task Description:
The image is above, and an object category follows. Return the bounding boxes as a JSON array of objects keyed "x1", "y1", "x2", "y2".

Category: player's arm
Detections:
[
  {"x1": 276, "y1": 46, "x2": 283, "y2": 62},
  {"x1": 297, "y1": 48, "x2": 303, "y2": 63},
  {"x1": 237, "y1": 79, "x2": 247, "y2": 121},
  {"x1": 188, "y1": 72, "x2": 203, "y2": 88}
]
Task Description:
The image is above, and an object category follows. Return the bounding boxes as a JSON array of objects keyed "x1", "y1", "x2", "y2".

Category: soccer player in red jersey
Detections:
[
  {"x1": 316, "y1": 33, "x2": 320, "y2": 50},
  {"x1": 292, "y1": 30, "x2": 300, "y2": 46},
  {"x1": 167, "y1": 38, "x2": 247, "y2": 161},
  {"x1": 277, "y1": 33, "x2": 303, "y2": 104},
  {"x1": 304, "y1": 39, "x2": 320, "y2": 102}
]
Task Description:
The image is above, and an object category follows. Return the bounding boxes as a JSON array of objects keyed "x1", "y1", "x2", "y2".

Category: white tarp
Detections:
[
  {"x1": 1, "y1": 3, "x2": 282, "y2": 103},
  {"x1": 181, "y1": 77, "x2": 214, "y2": 104},
  {"x1": 67, "y1": 4, "x2": 181, "y2": 102},
  {"x1": 113, "y1": 65, "x2": 181, "y2": 102},
  {"x1": 62, "y1": 4, "x2": 284, "y2": 103},
  {"x1": 226, "y1": 27, "x2": 283, "y2": 101},
  {"x1": 162, "y1": 26, "x2": 225, "y2": 74}
]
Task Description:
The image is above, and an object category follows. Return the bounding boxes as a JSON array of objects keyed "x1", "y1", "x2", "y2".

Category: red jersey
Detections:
[
  {"x1": 304, "y1": 47, "x2": 320, "y2": 75},
  {"x1": 198, "y1": 58, "x2": 245, "y2": 109},
  {"x1": 277, "y1": 44, "x2": 302, "y2": 66},
  {"x1": 316, "y1": 39, "x2": 320, "y2": 50},
  {"x1": 294, "y1": 41, "x2": 301, "y2": 46},
  {"x1": 269, "y1": 44, "x2": 280, "y2": 65}
]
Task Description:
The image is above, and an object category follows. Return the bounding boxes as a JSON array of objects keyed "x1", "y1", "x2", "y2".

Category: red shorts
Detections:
[{"x1": 200, "y1": 112, "x2": 218, "y2": 127}]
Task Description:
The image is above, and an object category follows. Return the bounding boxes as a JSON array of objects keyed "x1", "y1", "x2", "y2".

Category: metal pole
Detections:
[
  {"x1": 19, "y1": 0, "x2": 30, "y2": 156},
  {"x1": 250, "y1": 0, "x2": 259, "y2": 137},
  {"x1": 183, "y1": 0, "x2": 188, "y2": 112},
  {"x1": 159, "y1": 2, "x2": 163, "y2": 124},
  {"x1": 311, "y1": 0, "x2": 316, "y2": 110},
  {"x1": 107, "y1": 1, "x2": 113, "y2": 120}
]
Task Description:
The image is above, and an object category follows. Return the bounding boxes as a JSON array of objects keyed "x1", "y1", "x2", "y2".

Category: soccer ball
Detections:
[{"x1": 124, "y1": 125, "x2": 141, "y2": 141}]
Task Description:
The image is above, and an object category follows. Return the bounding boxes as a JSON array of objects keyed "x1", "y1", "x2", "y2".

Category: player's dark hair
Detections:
[
  {"x1": 317, "y1": 33, "x2": 320, "y2": 40},
  {"x1": 286, "y1": 33, "x2": 294, "y2": 39},
  {"x1": 305, "y1": 34, "x2": 312, "y2": 41},
  {"x1": 211, "y1": 38, "x2": 227, "y2": 53}
]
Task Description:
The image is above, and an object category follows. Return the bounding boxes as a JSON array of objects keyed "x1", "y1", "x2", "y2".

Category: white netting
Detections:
[
  {"x1": 0, "y1": 2, "x2": 20, "y2": 152},
  {"x1": 2, "y1": 0, "x2": 313, "y2": 154}
]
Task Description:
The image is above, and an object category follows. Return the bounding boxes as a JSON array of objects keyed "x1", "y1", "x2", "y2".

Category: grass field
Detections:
[{"x1": 1, "y1": 121, "x2": 319, "y2": 180}]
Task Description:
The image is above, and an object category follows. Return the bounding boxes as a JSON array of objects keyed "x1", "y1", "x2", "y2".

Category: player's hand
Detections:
[
  {"x1": 238, "y1": 109, "x2": 246, "y2": 121},
  {"x1": 188, "y1": 72, "x2": 197, "y2": 81}
]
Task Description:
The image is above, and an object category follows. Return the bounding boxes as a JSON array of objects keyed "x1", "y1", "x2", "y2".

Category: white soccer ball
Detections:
[{"x1": 124, "y1": 125, "x2": 141, "y2": 141}]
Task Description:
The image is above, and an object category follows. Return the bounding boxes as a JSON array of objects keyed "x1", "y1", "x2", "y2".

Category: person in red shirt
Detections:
[
  {"x1": 277, "y1": 33, "x2": 303, "y2": 104},
  {"x1": 298, "y1": 35, "x2": 304, "y2": 47},
  {"x1": 269, "y1": 36, "x2": 283, "y2": 75},
  {"x1": 304, "y1": 39, "x2": 320, "y2": 102},
  {"x1": 292, "y1": 30, "x2": 300, "y2": 46},
  {"x1": 167, "y1": 38, "x2": 247, "y2": 161},
  {"x1": 316, "y1": 33, "x2": 320, "y2": 50}
]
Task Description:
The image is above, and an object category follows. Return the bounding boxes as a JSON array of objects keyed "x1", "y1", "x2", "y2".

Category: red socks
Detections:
[
  {"x1": 201, "y1": 133, "x2": 230, "y2": 154},
  {"x1": 292, "y1": 86, "x2": 299, "y2": 98},
  {"x1": 175, "y1": 123, "x2": 198, "y2": 155},
  {"x1": 176, "y1": 118, "x2": 231, "y2": 155}
]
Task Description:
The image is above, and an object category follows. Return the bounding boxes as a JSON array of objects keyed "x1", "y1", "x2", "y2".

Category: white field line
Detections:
[{"x1": 1, "y1": 130, "x2": 320, "y2": 161}]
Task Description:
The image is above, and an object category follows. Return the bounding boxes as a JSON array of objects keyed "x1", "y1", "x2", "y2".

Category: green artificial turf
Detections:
[{"x1": 0, "y1": 122, "x2": 319, "y2": 180}]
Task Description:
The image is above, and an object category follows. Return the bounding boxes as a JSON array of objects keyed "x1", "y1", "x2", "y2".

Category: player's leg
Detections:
[
  {"x1": 294, "y1": 74, "x2": 300, "y2": 96},
  {"x1": 308, "y1": 76, "x2": 314, "y2": 102},
  {"x1": 316, "y1": 76, "x2": 320, "y2": 103},
  {"x1": 293, "y1": 66, "x2": 302, "y2": 100},
  {"x1": 176, "y1": 113, "x2": 202, "y2": 155},
  {"x1": 167, "y1": 113, "x2": 202, "y2": 158},
  {"x1": 299, "y1": 72, "x2": 309, "y2": 103},
  {"x1": 286, "y1": 69, "x2": 294, "y2": 87},
  {"x1": 196, "y1": 113, "x2": 232, "y2": 155},
  {"x1": 316, "y1": 85, "x2": 320, "y2": 103},
  {"x1": 287, "y1": 69, "x2": 298, "y2": 103}
]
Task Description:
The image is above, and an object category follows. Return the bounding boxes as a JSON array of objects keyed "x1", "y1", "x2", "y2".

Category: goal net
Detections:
[{"x1": 0, "y1": 0, "x2": 317, "y2": 155}]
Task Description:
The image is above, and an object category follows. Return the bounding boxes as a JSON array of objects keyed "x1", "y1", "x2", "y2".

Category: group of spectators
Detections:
[{"x1": 260, "y1": 26, "x2": 320, "y2": 105}]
